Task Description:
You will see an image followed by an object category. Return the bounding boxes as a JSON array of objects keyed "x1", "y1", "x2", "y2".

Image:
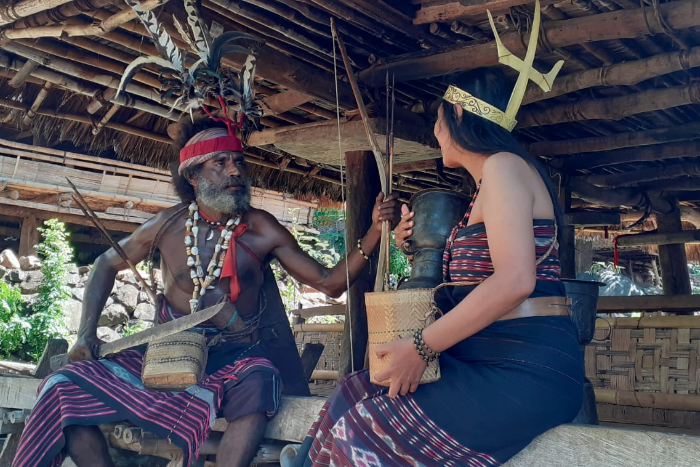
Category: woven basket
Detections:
[
  {"x1": 366, "y1": 288, "x2": 442, "y2": 386},
  {"x1": 142, "y1": 331, "x2": 207, "y2": 391}
]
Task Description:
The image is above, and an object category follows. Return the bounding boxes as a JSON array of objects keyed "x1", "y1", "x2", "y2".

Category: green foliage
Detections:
[
  {"x1": 0, "y1": 281, "x2": 29, "y2": 358},
  {"x1": 24, "y1": 219, "x2": 72, "y2": 360},
  {"x1": 589, "y1": 261, "x2": 624, "y2": 276},
  {"x1": 123, "y1": 321, "x2": 148, "y2": 337}
]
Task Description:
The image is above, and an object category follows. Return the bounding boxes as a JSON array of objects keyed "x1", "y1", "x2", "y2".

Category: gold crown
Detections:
[{"x1": 442, "y1": 0, "x2": 564, "y2": 132}]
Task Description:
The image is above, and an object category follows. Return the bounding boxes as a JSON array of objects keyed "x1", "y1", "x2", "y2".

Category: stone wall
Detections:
[{"x1": 0, "y1": 249, "x2": 158, "y2": 344}]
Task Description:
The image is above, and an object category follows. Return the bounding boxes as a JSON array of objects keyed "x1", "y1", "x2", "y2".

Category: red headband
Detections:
[{"x1": 179, "y1": 134, "x2": 243, "y2": 164}]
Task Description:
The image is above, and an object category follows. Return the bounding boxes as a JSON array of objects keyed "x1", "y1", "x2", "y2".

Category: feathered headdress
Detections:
[{"x1": 117, "y1": 0, "x2": 264, "y2": 134}]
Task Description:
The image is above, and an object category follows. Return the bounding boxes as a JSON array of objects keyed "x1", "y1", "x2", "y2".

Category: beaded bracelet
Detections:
[
  {"x1": 356, "y1": 239, "x2": 369, "y2": 260},
  {"x1": 413, "y1": 329, "x2": 440, "y2": 363},
  {"x1": 227, "y1": 310, "x2": 239, "y2": 328}
]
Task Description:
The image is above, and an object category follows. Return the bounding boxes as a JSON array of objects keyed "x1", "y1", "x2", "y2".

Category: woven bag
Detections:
[
  {"x1": 142, "y1": 331, "x2": 207, "y2": 391},
  {"x1": 366, "y1": 288, "x2": 443, "y2": 386}
]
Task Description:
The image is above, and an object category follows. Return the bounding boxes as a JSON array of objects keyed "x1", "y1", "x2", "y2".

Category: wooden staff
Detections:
[
  {"x1": 330, "y1": 17, "x2": 390, "y2": 292},
  {"x1": 65, "y1": 177, "x2": 158, "y2": 303}
]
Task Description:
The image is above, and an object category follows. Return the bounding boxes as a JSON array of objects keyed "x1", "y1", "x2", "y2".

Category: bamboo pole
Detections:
[
  {"x1": 594, "y1": 315, "x2": 700, "y2": 329},
  {"x1": 22, "y1": 81, "x2": 52, "y2": 126},
  {"x1": 1, "y1": 42, "x2": 171, "y2": 107},
  {"x1": 8, "y1": 60, "x2": 39, "y2": 88},
  {"x1": 10, "y1": 0, "x2": 110, "y2": 29},
  {"x1": 519, "y1": 82, "x2": 700, "y2": 128},
  {"x1": 0, "y1": 0, "x2": 73, "y2": 26},
  {"x1": 615, "y1": 230, "x2": 700, "y2": 247},
  {"x1": 92, "y1": 104, "x2": 121, "y2": 136},
  {"x1": 524, "y1": 46, "x2": 700, "y2": 104},
  {"x1": 0, "y1": 142, "x2": 171, "y2": 180},
  {"x1": 357, "y1": 0, "x2": 700, "y2": 86},
  {"x1": 0, "y1": 98, "x2": 171, "y2": 143},
  {"x1": 560, "y1": 140, "x2": 700, "y2": 171},
  {"x1": 595, "y1": 388, "x2": 700, "y2": 412},
  {"x1": 529, "y1": 122, "x2": 700, "y2": 157},
  {"x1": 1, "y1": 0, "x2": 166, "y2": 39},
  {"x1": 415, "y1": 0, "x2": 547, "y2": 24}
]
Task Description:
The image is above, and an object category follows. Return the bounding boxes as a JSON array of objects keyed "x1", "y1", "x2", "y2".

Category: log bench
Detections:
[{"x1": 3, "y1": 375, "x2": 700, "y2": 466}]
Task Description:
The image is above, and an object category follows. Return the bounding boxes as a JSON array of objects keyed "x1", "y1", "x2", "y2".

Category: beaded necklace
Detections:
[{"x1": 185, "y1": 202, "x2": 240, "y2": 312}]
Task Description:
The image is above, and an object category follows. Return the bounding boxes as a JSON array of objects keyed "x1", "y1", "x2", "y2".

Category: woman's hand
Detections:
[
  {"x1": 394, "y1": 204, "x2": 415, "y2": 253},
  {"x1": 374, "y1": 338, "x2": 427, "y2": 398}
]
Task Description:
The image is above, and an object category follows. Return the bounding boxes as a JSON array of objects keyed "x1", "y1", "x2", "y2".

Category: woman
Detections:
[{"x1": 293, "y1": 68, "x2": 584, "y2": 466}]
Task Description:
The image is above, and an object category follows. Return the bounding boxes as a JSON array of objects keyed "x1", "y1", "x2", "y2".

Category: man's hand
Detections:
[
  {"x1": 370, "y1": 192, "x2": 400, "y2": 233},
  {"x1": 68, "y1": 334, "x2": 104, "y2": 363}
]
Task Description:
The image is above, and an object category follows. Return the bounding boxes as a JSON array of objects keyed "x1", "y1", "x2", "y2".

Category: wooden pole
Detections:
[
  {"x1": 560, "y1": 140, "x2": 700, "y2": 171},
  {"x1": 339, "y1": 151, "x2": 380, "y2": 378},
  {"x1": 583, "y1": 163, "x2": 700, "y2": 189},
  {"x1": 655, "y1": 204, "x2": 692, "y2": 296},
  {"x1": 523, "y1": 46, "x2": 700, "y2": 104},
  {"x1": 18, "y1": 215, "x2": 39, "y2": 257},
  {"x1": 0, "y1": 0, "x2": 73, "y2": 26},
  {"x1": 0, "y1": 98, "x2": 170, "y2": 143},
  {"x1": 8, "y1": 60, "x2": 39, "y2": 88},
  {"x1": 10, "y1": 0, "x2": 110, "y2": 29},
  {"x1": 519, "y1": 82, "x2": 700, "y2": 128},
  {"x1": 415, "y1": 0, "x2": 549, "y2": 24},
  {"x1": 529, "y1": 122, "x2": 700, "y2": 157},
  {"x1": 558, "y1": 185, "x2": 576, "y2": 279},
  {"x1": 570, "y1": 178, "x2": 674, "y2": 214},
  {"x1": 357, "y1": 0, "x2": 700, "y2": 86},
  {"x1": 0, "y1": 0, "x2": 165, "y2": 39},
  {"x1": 22, "y1": 81, "x2": 52, "y2": 126},
  {"x1": 616, "y1": 230, "x2": 700, "y2": 247}
]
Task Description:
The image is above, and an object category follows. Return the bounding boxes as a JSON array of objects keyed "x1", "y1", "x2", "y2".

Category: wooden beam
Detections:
[
  {"x1": 8, "y1": 59, "x2": 39, "y2": 88},
  {"x1": 392, "y1": 159, "x2": 437, "y2": 174},
  {"x1": 616, "y1": 230, "x2": 700, "y2": 247},
  {"x1": 596, "y1": 389, "x2": 700, "y2": 412},
  {"x1": 0, "y1": 0, "x2": 72, "y2": 27},
  {"x1": 292, "y1": 304, "x2": 346, "y2": 320},
  {"x1": 565, "y1": 211, "x2": 620, "y2": 227},
  {"x1": 560, "y1": 140, "x2": 700, "y2": 171},
  {"x1": 524, "y1": 46, "x2": 700, "y2": 105},
  {"x1": 583, "y1": 163, "x2": 700, "y2": 189},
  {"x1": 0, "y1": 377, "x2": 41, "y2": 409},
  {"x1": 340, "y1": 151, "x2": 379, "y2": 377},
  {"x1": 656, "y1": 205, "x2": 692, "y2": 295},
  {"x1": 519, "y1": 82, "x2": 700, "y2": 128},
  {"x1": 18, "y1": 216, "x2": 39, "y2": 257},
  {"x1": 0, "y1": 201, "x2": 139, "y2": 232},
  {"x1": 570, "y1": 178, "x2": 674, "y2": 214},
  {"x1": 358, "y1": 0, "x2": 700, "y2": 86},
  {"x1": 415, "y1": 0, "x2": 552, "y2": 24},
  {"x1": 261, "y1": 90, "x2": 313, "y2": 116},
  {"x1": 528, "y1": 122, "x2": 700, "y2": 157}
]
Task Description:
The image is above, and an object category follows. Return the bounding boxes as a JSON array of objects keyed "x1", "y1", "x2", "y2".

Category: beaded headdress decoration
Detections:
[{"x1": 442, "y1": 0, "x2": 564, "y2": 132}]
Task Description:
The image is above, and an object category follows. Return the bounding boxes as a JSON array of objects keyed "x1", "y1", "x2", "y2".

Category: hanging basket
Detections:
[{"x1": 366, "y1": 288, "x2": 442, "y2": 386}]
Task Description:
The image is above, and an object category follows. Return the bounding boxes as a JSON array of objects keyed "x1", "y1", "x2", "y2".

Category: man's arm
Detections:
[
  {"x1": 70, "y1": 207, "x2": 175, "y2": 361},
  {"x1": 270, "y1": 193, "x2": 398, "y2": 298}
]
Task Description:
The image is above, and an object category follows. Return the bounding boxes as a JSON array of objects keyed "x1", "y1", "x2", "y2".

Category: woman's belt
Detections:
[{"x1": 498, "y1": 296, "x2": 571, "y2": 321}]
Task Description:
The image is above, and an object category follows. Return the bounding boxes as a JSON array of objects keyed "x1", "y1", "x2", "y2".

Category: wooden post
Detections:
[
  {"x1": 656, "y1": 203, "x2": 692, "y2": 295},
  {"x1": 18, "y1": 216, "x2": 39, "y2": 257},
  {"x1": 558, "y1": 186, "x2": 576, "y2": 279},
  {"x1": 339, "y1": 151, "x2": 380, "y2": 377}
]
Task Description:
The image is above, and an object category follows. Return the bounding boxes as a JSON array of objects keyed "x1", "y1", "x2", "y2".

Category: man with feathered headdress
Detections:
[{"x1": 13, "y1": 112, "x2": 399, "y2": 467}]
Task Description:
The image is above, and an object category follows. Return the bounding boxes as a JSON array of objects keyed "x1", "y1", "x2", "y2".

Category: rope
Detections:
[{"x1": 332, "y1": 23, "x2": 355, "y2": 373}]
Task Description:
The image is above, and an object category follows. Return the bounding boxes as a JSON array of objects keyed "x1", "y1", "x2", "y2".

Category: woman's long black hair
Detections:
[{"x1": 440, "y1": 68, "x2": 564, "y2": 241}]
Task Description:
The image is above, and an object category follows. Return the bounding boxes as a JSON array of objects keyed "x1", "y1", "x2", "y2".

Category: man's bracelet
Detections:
[
  {"x1": 227, "y1": 310, "x2": 239, "y2": 328},
  {"x1": 356, "y1": 239, "x2": 369, "y2": 260}
]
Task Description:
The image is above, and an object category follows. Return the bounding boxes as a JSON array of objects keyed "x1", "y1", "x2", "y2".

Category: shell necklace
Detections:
[{"x1": 185, "y1": 202, "x2": 240, "y2": 313}]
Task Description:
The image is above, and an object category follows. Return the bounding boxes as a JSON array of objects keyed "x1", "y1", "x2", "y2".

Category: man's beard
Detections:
[{"x1": 194, "y1": 174, "x2": 251, "y2": 216}]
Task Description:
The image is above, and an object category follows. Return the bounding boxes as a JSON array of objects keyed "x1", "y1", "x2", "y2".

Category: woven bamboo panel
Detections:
[
  {"x1": 295, "y1": 330, "x2": 342, "y2": 374},
  {"x1": 585, "y1": 316, "x2": 700, "y2": 396}
]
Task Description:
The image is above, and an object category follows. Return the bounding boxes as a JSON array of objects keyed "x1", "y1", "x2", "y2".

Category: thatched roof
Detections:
[{"x1": 0, "y1": 0, "x2": 698, "y2": 211}]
